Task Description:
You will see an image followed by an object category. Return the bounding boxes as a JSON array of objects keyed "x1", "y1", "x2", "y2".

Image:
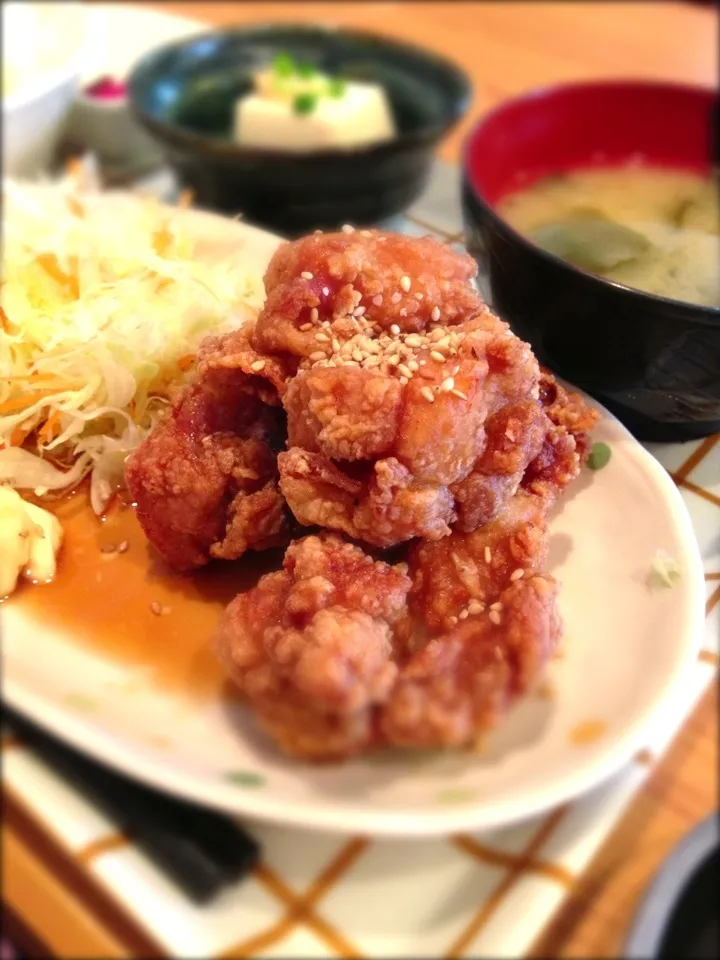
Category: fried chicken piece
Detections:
[
  {"x1": 274, "y1": 318, "x2": 543, "y2": 544},
  {"x1": 477, "y1": 317, "x2": 543, "y2": 414},
  {"x1": 276, "y1": 450, "x2": 362, "y2": 537},
  {"x1": 521, "y1": 421, "x2": 582, "y2": 507},
  {"x1": 254, "y1": 230, "x2": 482, "y2": 358},
  {"x1": 539, "y1": 368, "x2": 599, "y2": 458},
  {"x1": 215, "y1": 489, "x2": 562, "y2": 759},
  {"x1": 405, "y1": 489, "x2": 550, "y2": 637},
  {"x1": 380, "y1": 487, "x2": 561, "y2": 747},
  {"x1": 278, "y1": 449, "x2": 456, "y2": 547},
  {"x1": 197, "y1": 323, "x2": 298, "y2": 404},
  {"x1": 450, "y1": 400, "x2": 549, "y2": 531},
  {"x1": 355, "y1": 457, "x2": 456, "y2": 544},
  {"x1": 276, "y1": 325, "x2": 543, "y2": 543},
  {"x1": 236, "y1": 228, "x2": 547, "y2": 546},
  {"x1": 214, "y1": 534, "x2": 411, "y2": 760},
  {"x1": 379, "y1": 575, "x2": 561, "y2": 748},
  {"x1": 393, "y1": 351, "x2": 491, "y2": 486},
  {"x1": 125, "y1": 335, "x2": 289, "y2": 571},
  {"x1": 284, "y1": 365, "x2": 402, "y2": 460},
  {"x1": 519, "y1": 370, "x2": 601, "y2": 506}
]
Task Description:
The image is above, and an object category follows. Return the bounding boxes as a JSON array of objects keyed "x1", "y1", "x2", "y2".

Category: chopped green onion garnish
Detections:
[
  {"x1": 587, "y1": 442, "x2": 612, "y2": 471},
  {"x1": 293, "y1": 92, "x2": 317, "y2": 115},
  {"x1": 296, "y1": 60, "x2": 317, "y2": 78},
  {"x1": 328, "y1": 77, "x2": 346, "y2": 98},
  {"x1": 273, "y1": 52, "x2": 295, "y2": 77}
]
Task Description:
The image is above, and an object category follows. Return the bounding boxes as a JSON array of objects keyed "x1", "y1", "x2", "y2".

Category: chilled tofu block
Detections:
[{"x1": 234, "y1": 79, "x2": 395, "y2": 152}]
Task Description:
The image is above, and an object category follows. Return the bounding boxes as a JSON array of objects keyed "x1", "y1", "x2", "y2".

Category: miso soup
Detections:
[{"x1": 497, "y1": 167, "x2": 719, "y2": 308}]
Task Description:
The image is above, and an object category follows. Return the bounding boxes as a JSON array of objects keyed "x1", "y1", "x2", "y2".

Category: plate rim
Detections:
[
  {"x1": 1, "y1": 205, "x2": 707, "y2": 836},
  {"x1": 3, "y1": 391, "x2": 705, "y2": 837}
]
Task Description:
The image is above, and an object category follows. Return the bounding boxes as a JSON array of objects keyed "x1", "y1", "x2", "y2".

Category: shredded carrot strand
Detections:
[
  {"x1": 35, "y1": 253, "x2": 80, "y2": 299},
  {"x1": 152, "y1": 224, "x2": 173, "y2": 256},
  {"x1": 178, "y1": 188, "x2": 194, "y2": 209},
  {"x1": 0, "y1": 390, "x2": 62, "y2": 415},
  {"x1": 66, "y1": 194, "x2": 85, "y2": 219},
  {"x1": 0, "y1": 307, "x2": 15, "y2": 334},
  {"x1": 3, "y1": 373, "x2": 63, "y2": 383},
  {"x1": 38, "y1": 411, "x2": 62, "y2": 444}
]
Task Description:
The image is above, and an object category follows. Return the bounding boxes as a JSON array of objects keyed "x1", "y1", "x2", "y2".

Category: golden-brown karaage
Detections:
[
  {"x1": 380, "y1": 574, "x2": 561, "y2": 748},
  {"x1": 125, "y1": 225, "x2": 600, "y2": 762},
  {"x1": 214, "y1": 533, "x2": 411, "y2": 759},
  {"x1": 254, "y1": 229, "x2": 482, "y2": 358},
  {"x1": 244, "y1": 229, "x2": 546, "y2": 545},
  {"x1": 125, "y1": 332, "x2": 290, "y2": 571},
  {"x1": 214, "y1": 484, "x2": 566, "y2": 759}
]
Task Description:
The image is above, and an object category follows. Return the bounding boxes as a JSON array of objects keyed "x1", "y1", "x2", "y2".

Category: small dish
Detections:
[
  {"x1": 625, "y1": 813, "x2": 718, "y2": 958},
  {"x1": 2, "y1": 197, "x2": 705, "y2": 838},
  {"x1": 462, "y1": 80, "x2": 719, "y2": 442},
  {"x1": 63, "y1": 77, "x2": 165, "y2": 181},
  {"x1": 2, "y1": 2, "x2": 86, "y2": 178},
  {"x1": 127, "y1": 23, "x2": 470, "y2": 234}
]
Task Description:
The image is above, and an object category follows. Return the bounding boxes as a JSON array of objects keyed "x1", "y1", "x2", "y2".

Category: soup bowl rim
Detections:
[{"x1": 462, "y1": 78, "x2": 720, "y2": 323}]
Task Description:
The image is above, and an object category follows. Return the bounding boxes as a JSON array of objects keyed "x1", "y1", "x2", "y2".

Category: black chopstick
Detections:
[{"x1": 3, "y1": 707, "x2": 260, "y2": 904}]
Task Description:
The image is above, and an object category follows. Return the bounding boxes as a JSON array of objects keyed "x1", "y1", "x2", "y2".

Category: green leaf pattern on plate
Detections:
[
  {"x1": 436, "y1": 787, "x2": 477, "y2": 805},
  {"x1": 225, "y1": 770, "x2": 266, "y2": 788},
  {"x1": 63, "y1": 693, "x2": 97, "y2": 711}
]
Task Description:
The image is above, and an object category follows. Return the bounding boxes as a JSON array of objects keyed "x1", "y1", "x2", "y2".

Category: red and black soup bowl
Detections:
[{"x1": 462, "y1": 80, "x2": 719, "y2": 442}]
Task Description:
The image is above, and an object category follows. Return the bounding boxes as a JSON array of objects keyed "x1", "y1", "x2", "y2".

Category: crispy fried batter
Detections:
[
  {"x1": 254, "y1": 229, "x2": 482, "y2": 358},
  {"x1": 232, "y1": 229, "x2": 547, "y2": 546},
  {"x1": 276, "y1": 332, "x2": 546, "y2": 545},
  {"x1": 406, "y1": 490, "x2": 550, "y2": 636},
  {"x1": 198, "y1": 323, "x2": 297, "y2": 404},
  {"x1": 379, "y1": 575, "x2": 561, "y2": 748},
  {"x1": 125, "y1": 337, "x2": 289, "y2": 571},
  {"x1": 284, "y1": 366, "x2": 402, "y2": 460},
  {"x1": 215, "y1": 488, "x2": 563, "y2": 759},
  {"x1": 126, "y1": 228, "x2": 600, "y2": 761},
  {"x1": 519, "y1": 370, "x2": 601, "y2": 505},
  {"x1": 355, "y1": 457, "x2": 456, "y2": 544},
  {"x1": 521, "y1": 422, "x2": 581, "y2": 506},
  {"x1": 539, "y1": 368, "x2": 600, "y2": 458},
  {"x1": 394, "y1": 351, "x2": 490, "y2": 485},
  {"x1": 278, "y1": 449, "x2": 456, "y2": 546},
  {"x1": 450, "y1": 400, "x2": 549, "y2": 531},
  {"x1": 214, "y1": 534, "x2": 411, "y2": 759}
]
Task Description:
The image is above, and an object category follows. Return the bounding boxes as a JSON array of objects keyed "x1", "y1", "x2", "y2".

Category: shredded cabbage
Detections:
[{"x1": 0, "y1": 172, "x2": 265, "y2": 513}]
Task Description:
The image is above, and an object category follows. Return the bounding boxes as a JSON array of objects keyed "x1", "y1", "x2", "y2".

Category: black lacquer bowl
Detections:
[
  {"x1": 462, "y1": 80, "x2": 719, "y2": 442},
  {"x1": 128, "y1": 23, "x2": 470, "y2": 235},
  {"x1": 625, "y1": 813, "x2": 718, "y2": 959}
]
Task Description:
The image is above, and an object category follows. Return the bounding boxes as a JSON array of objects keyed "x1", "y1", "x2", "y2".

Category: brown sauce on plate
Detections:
[{"x1": 11, "y1": 490, "x2": 279, "y2": 699}]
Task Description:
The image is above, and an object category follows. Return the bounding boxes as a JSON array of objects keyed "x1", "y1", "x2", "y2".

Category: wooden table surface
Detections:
[
  {"x1": 152, "y1": 2, "x2": 719, "y2": 956},
  {"x1": 5, "y1": 3, "x2": 717, "y2": 958}
]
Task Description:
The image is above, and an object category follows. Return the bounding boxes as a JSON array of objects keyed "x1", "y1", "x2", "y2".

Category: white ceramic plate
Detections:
[{"x1": 1, "y1": 202, "x2": 705, "y2": 837}]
